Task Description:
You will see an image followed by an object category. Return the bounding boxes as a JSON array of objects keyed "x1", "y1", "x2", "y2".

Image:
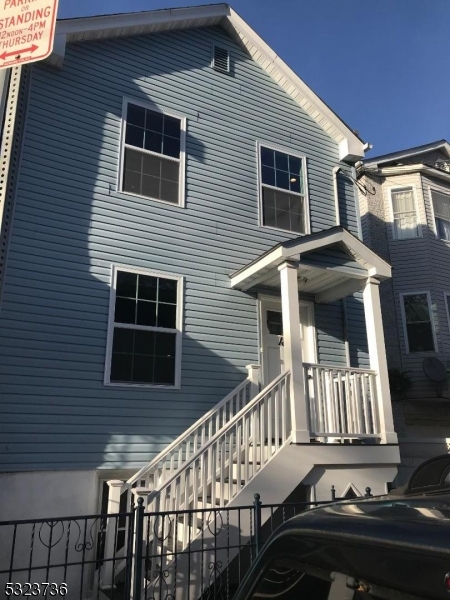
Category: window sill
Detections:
[
  {"x1": 104, "y1": 381, "x2": 181, "y2": 390},
  {"x1": 118, "y1": 189, "x2": 185, "y2": 209},
  {"x1": 404, "y1": 350, "x2": 437, "y2": 356}
]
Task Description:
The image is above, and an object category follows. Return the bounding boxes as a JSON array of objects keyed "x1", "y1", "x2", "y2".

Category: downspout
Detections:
[{"x1": 332, "y1": 166, "x2": 341, "y2": 226}]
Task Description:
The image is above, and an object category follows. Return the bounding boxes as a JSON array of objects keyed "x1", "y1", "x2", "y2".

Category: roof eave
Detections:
[{"x1": 48, "y1": 4, "x2": 365, "y2": 161}]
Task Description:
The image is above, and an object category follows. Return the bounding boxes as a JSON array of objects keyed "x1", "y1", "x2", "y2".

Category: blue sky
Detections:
[{"x1": 58, "y1": 0, "x2": 450, "y2": 158}]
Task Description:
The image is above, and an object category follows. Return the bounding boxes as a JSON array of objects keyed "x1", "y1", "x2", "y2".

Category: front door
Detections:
[{"x1": 260, "y1": 298, "x2": 316, "y2": 386}]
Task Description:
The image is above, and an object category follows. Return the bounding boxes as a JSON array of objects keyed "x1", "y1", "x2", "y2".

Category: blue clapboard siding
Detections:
[{"x1": 0, "y1": 26, "x2": 353, "y2": 471}]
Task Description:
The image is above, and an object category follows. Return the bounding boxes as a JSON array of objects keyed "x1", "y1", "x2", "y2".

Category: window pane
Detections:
[
  {"x1": 123, "y1": 170, "x2": 141, "y2": 195},
  {"x1": 291, "y1": 212, "x2": 304, "y2": 234},
  {"x1": 155, "y1": 332, "x2": 177, "y2": 357},
  {"x1": 277, "y1": 210, "x2": 290, "y2": 231},
  {"x1": 289, "y1": 176, "x2": 301, "y2": 193},
  {"x1": 261, "y1": 166, "x2": 275, "y2": 186},
  {"x1": 136, "y1": 300, "x2": 157, "y2": 326},
  {"x1": 127, "y1": 104, "x2": 145, "y2": 127},
  {"x1": 160, "y1": 179, "x2": 179, "y2": 203},
  {"x1": 144, "y1": 131, "x2": 163, "y2": 154},
  {"x1": 275, "y1": 151, "x2": 288, "y2": 171},
  {"x1": 163, "y1": 136, "x2": 181, "y2": 159},
  {"x1": 266, "y1": 310, "x2": 282, "y2": 335},
  {"x1": 125, "y1": 125, "x2": 144, "y2": 148},
  {"x1": 124, "y1": 148, "x2": 142, "y2": 173},
  {"x1": 132, "y1": 355, "x2": 154, "y2": 383},
  {"x1": 142, "y1": 175, "x2": 160, "y2": 200},
  {"x1": 115, "y1": 298, "x2": 136, "y2": 324},
  {"x1": 142, "y1": 154, "x2": 161, "y2": 178},
  {"x1": 276, "y1": 191, "x2": 290, "y2": 212},
  {"x1": 138, "y1": 275, "x2": 158, "y2": 301},
  {"x1": 391, "y1": 188, "x2": 414, "y2": 214},
  {"x1": 161, "y1": 160, "x2": 179, "y2": 182},
  {"x1": 158, "y1": 278, "x2": 178, "y2": 304},
  {"x1": 289, "y1": 155, "x2": 301, "y2": 175},
  {"x1": 276, "y1": 169, "x2": 289, "y2": 190},
  {"x1": 262, "y1": 187, "x2": 276, "y2": 208},
  {"x1": 437, "y1": 218, "x2": 450, "y2": 241},
  {"x1": 164, "y1": 116, "x2": 181, "y2": 140},
  {"x1": 111, "y1": 353, "x2": 133, "y2": 382},
  {"x1": 158, "y1": 303, "x2": 177, "y2": 329},
  {"x1": 117, "y1": 271, "x2": 137, "y2": 298},
  {"x1": 432, "y1": 191, "x2": 450, "y2": 220},
  {"x1": 112, "y1": 328, "x2": 134, "y2": 354},
  {"x1": 406, "y1": 322, "x2": 435, "y2": 352},
  {"x1": 153, "y1": 356, "x2": 175, "y2": 384},
  {"x1": 134, "y1": 330, "x2": 155, "y2": 355},
  {"x1": 264, "y1": 206, "x2": 276, "y2": 228},
  {"x1": 404, "y1": 294, "x2": 431, "y2": 322},
  {"x1": 260, "y1": 147, "x2": 274, "y2": 167},
  {"x1": 146, "y1": 111, "x2": 163, "y2": 134}
]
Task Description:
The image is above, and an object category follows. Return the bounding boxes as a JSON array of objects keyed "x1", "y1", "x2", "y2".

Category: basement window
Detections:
[
  {"x1": 213, "y1": 45, "x2": 230, "y2": 73},
  {"x1": 105, "y1": 266, "x2": 183, "y2": 387},
  {"x1": 120, "y1": 100, "x2": 186, "y2": 206}
]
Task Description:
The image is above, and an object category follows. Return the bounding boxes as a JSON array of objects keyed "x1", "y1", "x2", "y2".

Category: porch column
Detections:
[
  {"x1": 101, "y1": 480, "x2": 124, "y2": 587},
  {"x1": 278, "y1": 261, "x2": 310, "y2": 443},
  {"x1": 363, "y1": 277, "x2": 398, "y2": 444}
]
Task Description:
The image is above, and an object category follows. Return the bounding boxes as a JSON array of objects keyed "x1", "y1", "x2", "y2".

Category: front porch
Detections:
[{"x1": 230, "y1": 226, "x2": 398, "y2": 445}]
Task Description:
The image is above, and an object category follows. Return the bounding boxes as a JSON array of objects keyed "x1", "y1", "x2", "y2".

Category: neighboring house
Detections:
[
  {"x1": 358, "y1": 140, "x2": 450, "y2": 482},
  {"x1": 0, "y1": 1, "x2": 399, "y2": 540}
]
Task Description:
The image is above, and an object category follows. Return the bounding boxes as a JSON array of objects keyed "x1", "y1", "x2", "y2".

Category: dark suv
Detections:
[{"x1": 234, "y1": 455, "x2": 450, "y2": 600}]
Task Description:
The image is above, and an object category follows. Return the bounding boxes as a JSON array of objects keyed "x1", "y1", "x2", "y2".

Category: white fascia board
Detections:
[
  {"x1": 51, "y1": 4, "x2": 364, "y2": 160},
  {"x1": 340, "y1": 229, "x2": 391, "y2": 279},
  {"x1": 56, "y1": 4, "x2": 229, "y2": 37},
  {"x1": 364, "y1": 142, "x2": 450, "y2": 167},
  {"x1": 230, "y1": 246, "x2": 285, "y2": 289},
  {"x1": 227, "y1": 8, "x2": 365, "y2": 162},
  {"x1": 377, "y1": 164, "x2": 450, "y2": 185}
]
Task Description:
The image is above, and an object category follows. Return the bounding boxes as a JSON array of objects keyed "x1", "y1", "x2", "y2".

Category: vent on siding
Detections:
[{"x1": 213, "y1": 46, "x2": 230, "y2": 74}]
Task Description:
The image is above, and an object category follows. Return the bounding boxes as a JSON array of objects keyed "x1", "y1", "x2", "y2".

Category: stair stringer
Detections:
[{"x1": 146, "y1": 444, "x2": 314, "y2": 600}]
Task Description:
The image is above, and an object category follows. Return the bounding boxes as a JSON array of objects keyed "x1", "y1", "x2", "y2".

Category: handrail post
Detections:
[
  {"x1": 132, "y1": 497, "x2": 145, "y2": 600},
  {"x1": 100, "y1": 480, "x2": 124, "y2": 588},
  {"x1": 253, "y1": 493, "x2": 262, "y2": 554},
  {"x1": 246, "y1": 364, "x2": 261, "y2": 399}
]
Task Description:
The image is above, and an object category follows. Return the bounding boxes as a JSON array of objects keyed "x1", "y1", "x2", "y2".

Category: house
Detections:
[
  {"x1": 358, "y1": 140, "x2": 450, "y2": 483},
  {"x1": 0, "y1": 1, "x2": 399, "y2": 543}
]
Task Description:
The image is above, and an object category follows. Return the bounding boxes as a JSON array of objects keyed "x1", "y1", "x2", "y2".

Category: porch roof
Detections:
[{"x1": 230, "y1": 227, "x2": 391, "y2": 303}]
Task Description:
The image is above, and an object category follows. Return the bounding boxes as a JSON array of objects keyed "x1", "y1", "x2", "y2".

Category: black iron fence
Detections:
[{"x1": 0, "y1": 487, "x2": 373, "y2": 600}]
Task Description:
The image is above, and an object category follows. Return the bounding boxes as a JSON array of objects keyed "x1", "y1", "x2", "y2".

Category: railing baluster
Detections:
[
  {"x1": 337, "y1": 371, "x2": 345, "y2": 434},
  {"x1": 369, "y1": 373, "x2": 380, "y2": 434},
  {"x1": 362, "y1": 374, "x2": 371, "y2": 434},
  {"x1": 267, "y1": 389, "x2": 273, "y2": 459},
  {"x1": 274, "y1": 383, "x2": 280, "y2": 453},
  {"x1": 354, "y1": 373, "x2": 364, "y2": 432}
]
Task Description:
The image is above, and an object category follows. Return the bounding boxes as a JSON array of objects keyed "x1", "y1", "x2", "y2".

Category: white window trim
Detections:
[
  {"x1": 256, "y1": 140, "x2": 310, "y2": 236},
  {"x1": 118, "y1": 97, "x2": 187, "y2": 208},
  {"x1": 387, "y1": 185, "x2": 422, "y2": 240},
  {"x1": 104, "y1": 264, "x2": 184, "y2": 389},
  {"x1": 444, "y1": 292, "x2": 450, "y2": 335},
  {"x1": 399, "y1": 291, "x2": 437, "y2": 354},
  {"x1": 428, "y1": 185, "x2": 450, "y2": 241}
]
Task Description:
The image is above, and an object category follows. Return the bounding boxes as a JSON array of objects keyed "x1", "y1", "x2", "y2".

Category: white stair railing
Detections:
[
  {"x1": 126, "y1": 365, "x2": 260, "y2": 491},
  {"x1": 304, "y1": 363, "x2": 380, "y2": 440},
  {"x1": 147, "y1": 370, "x2": 291, "y2": 556}
]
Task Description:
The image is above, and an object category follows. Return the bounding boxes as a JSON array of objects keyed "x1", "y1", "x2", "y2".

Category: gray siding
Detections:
[{"x1": 0, "y1": 26, "x2": 355, "y2": 471}]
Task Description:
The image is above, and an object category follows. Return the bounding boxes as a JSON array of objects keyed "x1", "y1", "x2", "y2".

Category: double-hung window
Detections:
[
  {"x1": 105, "y1": 266, "x2": 183, "y2": 386},
  {"x1": 259, "y1": 144, "x2": 308, "y2": 234},
  {"x1": 431, "y1": 190, "x2": 450, "y2": 241},
  {"x1": 401, "y1": 292, "x2": 436, "y2": 353},
  {"x1": 121, "y1": 101, "x2": 186, "y2": 206},
  {"x1": 389, "y1": 187, "x2": 420, "y2": 239}
]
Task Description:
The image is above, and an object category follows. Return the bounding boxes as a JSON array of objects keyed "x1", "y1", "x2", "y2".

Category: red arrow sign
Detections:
[{"x1": 0, "y1": 44, "x2": 38, "y2": 61}]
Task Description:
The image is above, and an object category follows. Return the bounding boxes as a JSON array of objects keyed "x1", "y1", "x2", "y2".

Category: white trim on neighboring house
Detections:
[
  {"x1": 428, "y1": 185, "x2": 450, "y2": 241},
  {"x1": 256, "y1": 140, "x2": 310, "y2": 236},
  {"x1": 104, "y1": 264, "x2": 184, "y2": 389},
  {"x1": 386, "y1": 184, "x2": 422, "y2": 240},
  {"x1": 444, "y1": 292, "x2": 450, "y2": 335},
  {"x1": 399, "y1": 291, "x2": 437, "y2": 355},
  {"x1": 118, "y1": 97, "x2": 187, "y2": 208}
]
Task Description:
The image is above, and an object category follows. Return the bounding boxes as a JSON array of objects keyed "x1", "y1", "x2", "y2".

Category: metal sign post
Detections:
[{"x1": 0, "y1": 0, "x2": 59, "y2": 70}]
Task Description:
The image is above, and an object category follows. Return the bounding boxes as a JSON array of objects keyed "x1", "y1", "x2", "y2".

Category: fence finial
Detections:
[
  {"x1": 365, "y1": 487, "x2": 373, "y2": 497},
  {"x1": 331, "y1": 485, "x2": 336, "y2": 501}
]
